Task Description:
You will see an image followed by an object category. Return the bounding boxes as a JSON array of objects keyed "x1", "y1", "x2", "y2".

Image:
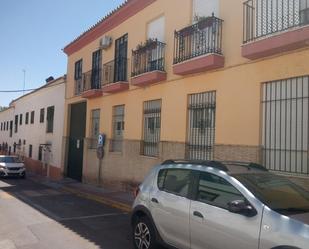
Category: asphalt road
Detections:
[{"x1": 0, "y1": 177, "x2": 133, "y2": 249}]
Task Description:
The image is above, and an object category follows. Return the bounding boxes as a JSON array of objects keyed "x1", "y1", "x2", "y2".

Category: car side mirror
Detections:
[{"x1": 227, "y1": 200, "x2": 257, "y2": 217}]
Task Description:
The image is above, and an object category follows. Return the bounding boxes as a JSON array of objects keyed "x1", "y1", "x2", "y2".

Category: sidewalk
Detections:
[{"x1": 28, "y1": 174, "x2": 134, "y2": 213}]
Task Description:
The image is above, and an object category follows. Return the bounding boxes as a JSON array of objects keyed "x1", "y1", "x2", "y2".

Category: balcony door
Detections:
[
  {"x1": 114, "y1": 34, "x2": 128, "y2": 82},
  {"x1": 91, "y1": 49, "x2": 101, "y2": 89}
]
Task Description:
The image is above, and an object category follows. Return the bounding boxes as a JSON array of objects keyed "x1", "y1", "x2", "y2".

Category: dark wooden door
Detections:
[{"x1": 67, "y1": 102, "x2": 86, "y2": 181}]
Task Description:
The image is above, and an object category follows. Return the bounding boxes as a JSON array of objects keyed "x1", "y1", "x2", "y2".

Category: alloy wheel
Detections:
[{"x1": 134, "y1": 222, "x2": 151, "y2": 249}]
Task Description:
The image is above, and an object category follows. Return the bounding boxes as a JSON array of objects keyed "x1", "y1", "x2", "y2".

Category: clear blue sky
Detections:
[{"x1": 0, "y1": 0, "x2": 124, "y2": 107}]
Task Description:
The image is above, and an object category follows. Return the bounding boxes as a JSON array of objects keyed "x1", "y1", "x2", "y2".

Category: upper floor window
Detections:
[
  {"x1": 147, "y1": 15, "x2": 165, "y2": 42},
  {"x1": 14, "y1": 115, "x2": 18, "y2": 133},
  {"x1": 30, "y1": 111, "x2": 35, "y2": 124},
  {"x1": 46, "y1": 106, "x2": 55, "y2": 133},
  {"x1": 19, "y1": 114, "x2": 23, "y2": 125},
  {"x1": 25, "y1": 112, "x2": 29, "y2": 124},
  {"x1": 74, "y1": 59, "x2": 83, "y2": 80},
  {"x1": 40, "y1": 108, "x2": 45, "y2": 123},
  {"x1": 192, "y1": 0, "x2": 219, "y2": 21}
]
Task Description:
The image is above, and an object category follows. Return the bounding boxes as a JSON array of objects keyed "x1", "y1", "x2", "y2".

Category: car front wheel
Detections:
[{"x1": 133, "y1": 216, "x2": 158, "y2": 249}]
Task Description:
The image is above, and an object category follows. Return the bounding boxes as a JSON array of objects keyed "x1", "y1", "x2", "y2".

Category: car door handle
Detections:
[
  {"x1": 193, "y1": 211, "x2": 204, "y2": 219},
  {"x1": 151, "y1": 198, "x2": 159, "y2": 204}
]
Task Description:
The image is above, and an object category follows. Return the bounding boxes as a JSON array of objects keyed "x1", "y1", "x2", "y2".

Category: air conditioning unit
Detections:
[{"x1": 100, "y1": 36, "x2": 112, "y2": 49}]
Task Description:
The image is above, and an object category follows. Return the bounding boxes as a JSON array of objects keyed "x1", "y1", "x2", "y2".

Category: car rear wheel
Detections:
[{"x1": 133, "y1": 216, "x2": 158, "y2": 249}]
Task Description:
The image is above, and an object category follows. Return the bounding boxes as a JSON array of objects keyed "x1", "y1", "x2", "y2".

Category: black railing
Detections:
[
  {"x1": 243, "y1": 0, "x2": 309, "y2": 43},
  {"x1": 174, "y1": 14, "x2": 223, "y2": 64},
  {"x1": 131, "y1": 40, "x2": 165, "y2": 77},
  {"x1": 74, "y1": 78, "x2": 84, "y2": 95},
  {"x1": 102, "y1": 58, "x2": 128, "y2": 86},
  {"x1": 83, "y1": 69, "x2": 102, "y2": 91}
]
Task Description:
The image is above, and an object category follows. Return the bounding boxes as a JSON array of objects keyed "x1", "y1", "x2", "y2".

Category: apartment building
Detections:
[
  {"x1": 63, "y1": 0, "x2": 309, "y2": 190},
  {"x1": 0, "y1": 76, "x2": 66, "y2": 180}
]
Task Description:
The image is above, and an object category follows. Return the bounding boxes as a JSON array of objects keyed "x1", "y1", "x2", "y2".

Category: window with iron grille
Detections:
[
  {"x1": 186, "y1": 91, "x2": 216, "y2": 160},
  {"x1": 40, "y1": 108, "x2": 45, "y2": 123},
  {"x1": 262, "y1": 76, "x2": 309, "y2": 175},
  {"x1": 30, "y1": 111, "x2": 35, "y2": 124},
  {"x1": 29, "y1": 144, "x2": 32, "y2": 158},
  {"x1": 46, "y1": 106, "x2": 54, "y2": 133},
  {"x1": 89, "y1": 109, "x2": 100, "y2": 149},
  {"x1": 38, "y1": 145, "x2": 43, "y2": 161},
  {"x1": 110, "y1": 105, "x2": 125, "y2": 152},
  {"x1": 141, "y1": 99, "x2": 161, "y2": 157},
  {"x1": 9, "y1": 120, "x2": 13, "y2": 137},
  {"x1": 19, "y1": 114, "x2": 22, "y2": 125},
  {"x1": 74, "y1": 59, "x2": 83, "y2": 95},
  {"x1": 14, "y1": 115, "x2": 18, "y2": 133},
  {"x1": 25, "y1": 112, "x2": 29, "y2": 124}
]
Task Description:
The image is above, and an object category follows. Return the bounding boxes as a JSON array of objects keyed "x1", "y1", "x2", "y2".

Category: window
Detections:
[
  {"x1": 89, "y1": 109, "x2": 100, "y2": 148},
  {"x1": 111, "y1": 105, "x2": 125, "y2": 152},
  {"x1": 6, "y1": 121, "x2": 8, "y2": 130},
  {"x1": 14, "y1": 115, "x2": 18, "y2": 133},
  {"x1": 19, "y1": 114, "x2": 22, "y2": 125},
  {"x1": 9, "y1": 121, "x2": 13, "y2": 137},
  {"x1": 262, "y1": 76, "x2": 309, "y2": 174},
  {"x1": 1, "y1": 122, "x2": 2, "y2": 131},
  {"x1": 158, "y1": 169, "x2": 192, "y2": 197},
  {"x1": 40, "y1": 108, "x2": 45, "y2": 123},
  {"x1": 29, "y1": 144, "x2": 32, "y2": 158},
  {"x1": 141, "y1": 99, "x2": 161, "y2": 157},
  {"x1": 192, "y1": 0, "x2": 219, "y2": 21},
  {"x1": 74, "y1": 59, "x2": 83, "y2": 95},
  {"x1": 187, "y1": 91, "x2": 216, "y2": 160},
  {"x1": 25, "y1": 112, "x2": 29, "y2": 124},
  {"x1": 46, "y1": 106, "x2": 54, "y2": 133},
  {"x1": 38, "y1": 145, "x2": 43, "y2": 161},
  {"x1": 147, "y1": 16, "x2": 165, "y2": 42},
  {"x1": 30, "y1": 111, "x2": 34, "y2": 124},
  {"x1": 197, "y1": 172, "x2": 244, "y2": 209}
]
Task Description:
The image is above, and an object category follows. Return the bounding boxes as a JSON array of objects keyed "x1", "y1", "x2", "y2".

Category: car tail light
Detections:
[{"x1": 133, "y1": 187, "x2": 140, "y2": 198}]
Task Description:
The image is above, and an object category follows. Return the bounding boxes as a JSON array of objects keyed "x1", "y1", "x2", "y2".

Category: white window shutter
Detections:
[
  {"x1": 193, "y1": 0, "x2": 219, "y2": 20},
  {"x1": 147, "y1": 16, "x2": 165, "y2": 42}
]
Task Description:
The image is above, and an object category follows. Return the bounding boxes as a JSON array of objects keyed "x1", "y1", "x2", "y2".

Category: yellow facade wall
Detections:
[{"x1": 64, "y1": 0, "x2": 309, "y2": 148}]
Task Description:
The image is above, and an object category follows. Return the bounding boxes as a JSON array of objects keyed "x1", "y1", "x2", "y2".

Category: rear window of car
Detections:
[{"x1": 157, "y1": 169, "x2": 192, "y2": 197}]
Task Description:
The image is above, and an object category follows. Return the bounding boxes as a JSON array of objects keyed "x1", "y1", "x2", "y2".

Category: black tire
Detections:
[{"x1": 132, "y1": 216, "x2": 159, "y2": 249}]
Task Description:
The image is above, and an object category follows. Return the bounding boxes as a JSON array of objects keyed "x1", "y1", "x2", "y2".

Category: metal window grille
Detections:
[
  {"x1": 262, "y1": 76, "x2": 309, "y2": 175},
  {"x1": 9, "y1": 121, "x2": 13, "y2": 137},
  {"x1": 14, "y1": 115, "x2": 18, "y2": 133},
  {"x1": 74, "y1": 59, "x2": 83, "y2": 95},
  {"x1": 89, "y1": 109, "x2": 100, "y2": 149},
  {"x1": 46, "y1": 106, "x2": 54, "y2": 133},
  {"x1": 25, "y1": 112, "x2": 29, "y2": 124},
  {"x1": 243, "y1": 0, "x2": 309, "y2": 43},
  {"x1": 19, "y1": 114, "x2": 22, "y2": 125},
  {"x1": 110, "y1": 105, "x2": 125, "y2": 152},
  {"x1": 141, "y1": 100, "x2": 161, "y2": 157},
  {"x1": 186, "y1": 91, "x2": 216, "y2": 160}
]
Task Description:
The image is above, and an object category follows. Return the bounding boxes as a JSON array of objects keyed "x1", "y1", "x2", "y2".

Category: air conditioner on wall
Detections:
[{"x1": 100, "y1": 36, "x2": 112, "y2": 49}]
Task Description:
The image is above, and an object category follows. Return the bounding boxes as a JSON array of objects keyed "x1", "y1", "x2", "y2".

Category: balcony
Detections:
[
  {"x1": 242, "y1": 0, "x2": 309, "y2": 60},
  {"x1": 173, "y1": 15, "x2": 224, "y2": 75},
  {"x1": 80, "y1": 69, "x2": 103, "y2": 99},
  {"x1": 101, "y1": 58, "x2": 129, "y2": 94},
  {"x1": 131, "y1": 40, "x2": 166, "y2": 87}
]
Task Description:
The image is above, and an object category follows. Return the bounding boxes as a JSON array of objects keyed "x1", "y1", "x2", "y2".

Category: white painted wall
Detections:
[{"x1": 0, "y1": 76, "x2": 66, "y2": 168}]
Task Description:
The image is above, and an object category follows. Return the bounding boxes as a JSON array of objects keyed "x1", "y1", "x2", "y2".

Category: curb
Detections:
[{"x1": 61, "y1": 186, "x2": 132, "y2": 213}]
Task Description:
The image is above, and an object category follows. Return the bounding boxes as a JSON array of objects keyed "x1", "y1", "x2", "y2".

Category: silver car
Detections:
[
  {"x1": 131, "y1": 160, "x2": 309, "y2": 249},
  {"x1": 0, "y1": 155, "x2": 26, "y2": 178}
]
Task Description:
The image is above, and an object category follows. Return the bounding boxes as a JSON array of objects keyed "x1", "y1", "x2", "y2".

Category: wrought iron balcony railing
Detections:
[
  {"x1": 102, "y1": 58, "x2": 128, "y2": 86},
  {"x1": 173, "y1": 14, "x2": 223, "y2": 64},
  {"x1": 83, "y1": 69, "x2": 102, "y2": 91},
  {"x1": 131, "y1": 40, "x2": 165, "y2": 77},
  {"x1": 74, "y1": 78, "x2": 84, "y2": 95},
  {"x1": 243, "y1": 0, "x2": 309, "y2": 43}
]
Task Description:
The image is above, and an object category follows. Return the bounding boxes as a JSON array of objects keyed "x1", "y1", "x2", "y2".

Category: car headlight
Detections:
[{"x1": 0, "y1": 166, "x2": 6, "y2": 169}]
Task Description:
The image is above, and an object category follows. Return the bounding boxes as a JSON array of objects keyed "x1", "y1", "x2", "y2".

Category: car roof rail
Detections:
[
  {"x1": 222, "y1": 161, "x2": 268, "y2": 172},
  {"x1": 161, "y1": 159, "x2": 229, "y2": 172}
]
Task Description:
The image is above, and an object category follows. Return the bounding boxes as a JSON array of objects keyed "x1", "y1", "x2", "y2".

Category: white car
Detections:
[{"x1": 0, "y1": 155, "x2": 26, "y2": 178}]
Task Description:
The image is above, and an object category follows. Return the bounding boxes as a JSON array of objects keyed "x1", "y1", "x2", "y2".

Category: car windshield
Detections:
[
  {"x1": 0, "y1": 157, "x2": 20, "y2": 163},
  {"x1": 233, "y1": 173, "x2": 309, "y2": 214}
]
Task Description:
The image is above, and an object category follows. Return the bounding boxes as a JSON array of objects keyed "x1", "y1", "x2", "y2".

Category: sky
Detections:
[{"x1": 0, "y1": 0, "x2": 124, "y2": 107}]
